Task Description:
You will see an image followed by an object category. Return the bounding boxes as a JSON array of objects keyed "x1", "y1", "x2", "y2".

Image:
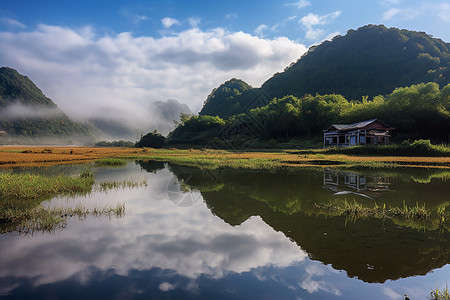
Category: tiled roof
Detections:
[
  {"x1": 332, "y1": 119, "x2": 378, "y2": 131},
  {"x1": 324, "y1": 119, "x2": 393, "y2": 132}
]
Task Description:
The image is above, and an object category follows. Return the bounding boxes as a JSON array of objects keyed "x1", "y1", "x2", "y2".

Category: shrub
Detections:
[{"x1": 135, "y1": 131, "x2": 165, "y2": 148}]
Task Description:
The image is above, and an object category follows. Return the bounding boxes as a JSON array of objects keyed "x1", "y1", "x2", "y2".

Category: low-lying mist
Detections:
[
  {"x1": 0, "y1": 98, "x2": 192, "y2": 145},
  {"x1": 83, "y1": 98, "x2": 192, "y2": 141},
  {"x1": 0, "y1": 103, "x2": 65, "y2": 120}
]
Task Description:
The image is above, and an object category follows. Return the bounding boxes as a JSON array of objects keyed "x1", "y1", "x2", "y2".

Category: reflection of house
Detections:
[
  {"x1": 323, "y1": 119, "x2": 394, "y2": 148},
  {"x1": 323, "y1": 169, "x2": 391, "y2": 199}
]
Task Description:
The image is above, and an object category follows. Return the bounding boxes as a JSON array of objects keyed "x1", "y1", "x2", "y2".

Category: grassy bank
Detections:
[
  {"x1": 1, "y1": 146, "x2": 449, "y2": 170},
  {"x1": 0, "y1": 171, "x2": 95, "y2": 200}
]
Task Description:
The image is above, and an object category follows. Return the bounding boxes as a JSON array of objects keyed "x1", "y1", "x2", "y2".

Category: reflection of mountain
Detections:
[{"x1": 167, "y1": 165, "x2": 450, "y2": 283}]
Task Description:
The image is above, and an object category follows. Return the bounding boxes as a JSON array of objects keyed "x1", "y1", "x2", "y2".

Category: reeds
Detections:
[
  {"x1": 0, "y1": 171, "x2": 95, "y2": 200},
  {"x1": 0, "y1": 170, "x2": 145, "y2": 234},
  {"x1": 1, "y1": 203, "x2": 126, "y2": 235},
  {"x1": 430, "y1": 283, "x2": 449, "y2": 300},
  {"x1": 313, "y1": 200, "x2": 447, "y2": 229},
  {"x1": 97, "y1": 178, "x2": 148, "y2": 191}
]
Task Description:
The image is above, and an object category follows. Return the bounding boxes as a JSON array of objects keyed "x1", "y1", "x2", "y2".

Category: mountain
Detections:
[
  {"x1": 200, "y1": 25, "x2": 450, "y2": 118},
  {"x1": 89, "y1": 98, "x2": 192, "y2": 139},
  {"x1": 0, "y1": 67, "x2": 92, "y2": 144},
  {"x1": 200, "y1": 78, "x2": 255, "y2": 117},
  {"x1": 151, "y1": 99, "x2": 193, "y2": 134}
]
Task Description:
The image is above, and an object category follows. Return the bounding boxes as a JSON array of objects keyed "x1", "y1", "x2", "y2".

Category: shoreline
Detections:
[{"x1": 0, "y1": 146, "x2": 449, "y2": 169}]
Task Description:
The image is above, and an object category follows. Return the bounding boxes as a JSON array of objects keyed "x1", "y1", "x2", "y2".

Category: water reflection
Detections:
[
  {"x1": 167, "y1": 164, "x2": 450, "y2": 283},
  {"x1": 0, "y1": 162, "x2": 449, "y2": 299},
  {"x1": 323, "y1": 169, "x2": 391, "y2": 200},
  {"x1": 0, "y1": 163, "x2": 308, "y2": 298}
]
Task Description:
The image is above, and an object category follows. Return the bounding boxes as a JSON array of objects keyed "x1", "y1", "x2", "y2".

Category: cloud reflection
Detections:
[{"x1": 0, "y1": 164, "x2": 305, "y2": 289}]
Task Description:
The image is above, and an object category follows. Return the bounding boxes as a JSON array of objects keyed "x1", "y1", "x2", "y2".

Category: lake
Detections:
[{"x1": 1, "y1": 161, "x2": 449, "y2": 299}]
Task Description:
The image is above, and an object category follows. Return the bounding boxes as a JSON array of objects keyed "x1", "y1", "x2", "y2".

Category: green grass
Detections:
[
  {"x1": 94, "y1": 158, "x2": 128, "y2": 166},
  {"x1": 313, "y1": 200, "x2": 448, "y2": 230},
  {"x1": 0, "y1": 171, "x2": 95, "y2": 200},
  {"x1": 1, "y1": 203, "x2": 125, "y2": 234},
  {"x1": 0, "y1": 170, "x2": 147, "y2": 234},
  {"x1": 135, "y1": 153, "x2": 282, "y2": 171}
]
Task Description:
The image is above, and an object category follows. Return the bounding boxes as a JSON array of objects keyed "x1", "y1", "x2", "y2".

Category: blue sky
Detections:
[
  {"x1": 2, "y1": 0, "x2": 449, "y2": 43},
  {"x1": 0, "y1": 0, "x2": 449, "y2": 130}
]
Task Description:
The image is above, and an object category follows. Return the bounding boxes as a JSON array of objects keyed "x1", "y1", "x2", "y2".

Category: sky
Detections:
[{"x1": 0, "y1": 0, "x2": 449, "y2": 126}]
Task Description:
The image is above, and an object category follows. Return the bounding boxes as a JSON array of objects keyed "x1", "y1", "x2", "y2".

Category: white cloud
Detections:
[
  {"x1": 225, "y1": 13, "x2": 237, "y2": 19},
  {"x1": 381, "y1": 3, "x2": 450, "y2": 22},
  {"x1": 272, "y1": 16, "x2": 297, "y2": 32},
  {"x1": 159, "y1": 282, "x2": 177, "y2": 291},
  {"x1": 161, "y1": 17, "x2": 180, "y2": 28},
  {"x1": 383, "y1": 8, "x2": 401, "y2": 20},
  {"x1": 383, "y1": 287, "x2": 402, "y2": 299},
  {"x1": 133, "y1": 15, "x2": 149, "y2": 24},
  {"x1": 188, "y1": 18, "x2": 201, "y2": 28},
  {"x1": 299, "y1": 264, "x2": 342, "y2": 296},
  {"x1": 299, "y1": 11, "x2": 341, "y2": 28},
  {"x1": 0, "y1": 24, "x2": 306, "y2": 134},
  {"x1": 254, "y1": 24, "x2": 268, "y2": 37},
  {"x1": 299, "y1": 11, "x2": 341, "y2": 40},
  {"x1": 285, "y1": 0, "x2": 311, "y2": 9},
  {"x1": 120, "y1": 9, "x2": 150, "y2": 26},
  {"x1": 0, "y1": 18, "x2": 26, "y2": 29}
]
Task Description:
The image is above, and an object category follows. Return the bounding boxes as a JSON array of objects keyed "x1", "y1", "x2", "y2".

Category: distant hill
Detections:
[
  {"x1": 151, "y1": 99, "x2": 193, "y2": 134},
  {"x1": 0, "y1": 67, "x2": 92, "y2": 143},
  {"x1": 200, "y1": 25, "x2": 450, "y2": 118},
  {"x1": 89, "y1": 99, "x2": 192, "y2": 139}
]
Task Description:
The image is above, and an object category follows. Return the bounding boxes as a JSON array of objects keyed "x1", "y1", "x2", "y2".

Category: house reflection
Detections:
[{"x1": 323, "y1": 169, "x2": 391, "y2": 200}]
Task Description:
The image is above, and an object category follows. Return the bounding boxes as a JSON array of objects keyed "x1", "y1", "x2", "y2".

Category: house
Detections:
[
  {"x1": 323, "y1": 169, "x2": 391, "y2": 200},
  {"x1": 323, "y1": 119, "x2": 394, "y2": 147}
]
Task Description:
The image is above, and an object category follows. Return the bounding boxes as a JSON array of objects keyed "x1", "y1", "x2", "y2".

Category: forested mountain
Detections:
[
  {"x1": 201, "y1": 25, "x2": 450, "y2": 118},
  {"x1": 0, "y1": 67, "x2": 92, "y2": 142},
  {"x1": 0, "y1": 67, "x2": 57, "y2": 108},
  {"x1": 200, "y1": 78, "x2": 254, "y2": 117},
  {"x1": 169, "y1": 82, "x2": 450, "y2": 145},
  {"x1": 263, "y1": 25, "x2": 450, "y2": 100}
]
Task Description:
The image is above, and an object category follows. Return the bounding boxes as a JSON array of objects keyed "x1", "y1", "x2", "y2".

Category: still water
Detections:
[{"x1": 1, "y1": 162, "x2": 449, "y2": 299}]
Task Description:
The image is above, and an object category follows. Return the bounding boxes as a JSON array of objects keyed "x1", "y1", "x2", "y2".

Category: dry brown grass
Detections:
[
  {"x1": 0, "y1": 147, "x2": 137, "y2": 168},
  {"x1": 1, "y1": 146, "x2": 449, "y2": 169}
]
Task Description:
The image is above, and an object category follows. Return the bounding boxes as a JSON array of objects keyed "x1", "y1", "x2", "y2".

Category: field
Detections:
[{"x1": 0, "y1": 146, "x2": 449, "y2": 169}]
